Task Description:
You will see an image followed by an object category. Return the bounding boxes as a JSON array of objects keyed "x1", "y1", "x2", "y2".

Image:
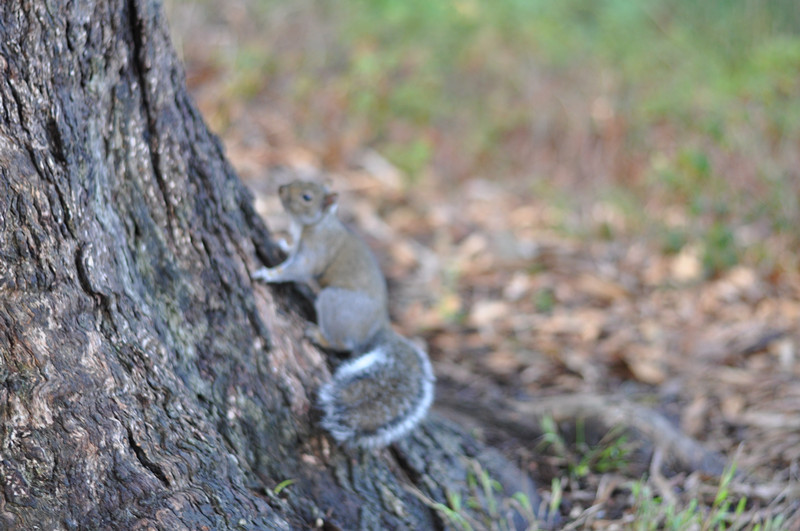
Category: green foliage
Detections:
[
  {"x1": 437, "y1": 489, "x2": 473, "y2": 530},
  {"x1": 660, "y1": 227, "x2": 688, "y2": 255},
  {"x1": 630, "y1": 463, "x2": 786, "y2": 530},
  {"x1": 702, "y1": 222, "x2": 739, "y2": 277},
  {"x1": 272, "y1": 478, "x2": 296, "y2": 495},
  {"x1": 538, "y1": 416, "x2": 634, "y2": 480},
  {"x1": 178, "y1": 0, "x2": 800, "y2": 248},
  {"x1": 533, "y1": 288, "x2": 556, "y2": 314},
  {"x1": 422, "y1": 460, "x2": 543, "y2": 531},
  {"x1": 331, "y1": 0, "x2": 800, "y2": 134},
  {"x1": 547, "y1": 477, "x2": 563, "y2": 522},
  {"x1": 384, "y1": 137, "x2": 432, "y2": 181}
]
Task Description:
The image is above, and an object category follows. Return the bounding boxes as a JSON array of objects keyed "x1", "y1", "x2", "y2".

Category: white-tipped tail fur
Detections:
[{"x1": 318, "y1": 332, "x2": 435, "y2": 449}]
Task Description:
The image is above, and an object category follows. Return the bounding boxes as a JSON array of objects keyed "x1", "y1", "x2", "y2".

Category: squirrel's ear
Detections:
[{"x1": 323, "y1": 192, "x2": 339, "y2": 213}]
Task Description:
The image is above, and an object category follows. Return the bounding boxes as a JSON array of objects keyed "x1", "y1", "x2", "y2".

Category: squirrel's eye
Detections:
[{"x1": 302, "y1": 193, "x2": 312, "y2": 202}]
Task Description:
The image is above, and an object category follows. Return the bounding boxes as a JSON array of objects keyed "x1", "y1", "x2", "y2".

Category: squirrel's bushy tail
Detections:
[{"x1": 318, "y1": 328, "x2": 435, "y2": 449}]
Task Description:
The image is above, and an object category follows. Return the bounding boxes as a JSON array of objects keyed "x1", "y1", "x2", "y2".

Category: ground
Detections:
[{"x1": 165, "y1": 1, "x2": 800, "y2": 528}]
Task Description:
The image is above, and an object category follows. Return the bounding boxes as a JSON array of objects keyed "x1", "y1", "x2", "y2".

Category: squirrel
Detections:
[{"x1": 253, "y1": 180, "x2": 435, "y2": 449}]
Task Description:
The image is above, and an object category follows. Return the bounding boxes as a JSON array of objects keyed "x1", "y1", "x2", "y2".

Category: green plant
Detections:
[
  {"x1": 631, "y1": 463, "x2": 786, "y2": 530},
  {"x1": 272, "y1": 478, "x2": 296, "y2": 495},
  {"x1": 547, "y1": 477, "x2": 563, "y2": 524},
  {"x1": 701, "y1": 222, "x2": 739, "y2": 277},
  {"x1": 538, "y1": 416, "x2": 634, "y2": 480},
  {"x1": 435, "y1": 489, "x2": 474, "y2": 530},
  {"x1": 533, "y1": 289, "x2": 556, "y2": 314},
  {"x1": 410, "y1": 460, "x2": 545, "y2": 531}
]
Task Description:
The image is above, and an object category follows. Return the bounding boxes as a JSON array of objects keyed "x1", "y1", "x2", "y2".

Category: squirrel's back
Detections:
[
  {"x1": 317, "y1": 227, "x2": 387, "y2": 300},
  {"x1": 318, "y1": 327, "x2": 435, "y2": 448}
]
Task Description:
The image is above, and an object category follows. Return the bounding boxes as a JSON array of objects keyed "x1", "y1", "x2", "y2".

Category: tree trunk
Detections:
[{"x1": 0, "y1": 1, "x2": 543, "y2": 529}]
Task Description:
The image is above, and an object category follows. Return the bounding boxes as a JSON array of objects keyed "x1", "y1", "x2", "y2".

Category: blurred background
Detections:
[{"x1": 165, "y1": 0, "x2": 800, "y2": 526}]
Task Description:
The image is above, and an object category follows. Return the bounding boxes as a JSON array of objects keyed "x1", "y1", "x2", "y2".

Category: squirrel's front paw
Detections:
[{"x1": 253, "y1": 267, "x2": 280, "y2": 282}]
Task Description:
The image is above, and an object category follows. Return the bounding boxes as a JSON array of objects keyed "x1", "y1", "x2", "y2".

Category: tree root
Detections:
[{"x1": 436, "y1": 388, "x2": 729, "y2": 478}]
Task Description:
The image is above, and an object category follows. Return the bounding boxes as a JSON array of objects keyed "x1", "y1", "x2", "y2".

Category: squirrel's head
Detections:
[{"x1": 278, "y1": 180, "x2": 338, "y2": 225}]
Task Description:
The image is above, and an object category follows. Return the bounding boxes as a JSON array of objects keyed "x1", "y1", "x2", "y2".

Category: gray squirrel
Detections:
[{"x1": 253, "y1": 180, "x2": 435, "y2": 449}]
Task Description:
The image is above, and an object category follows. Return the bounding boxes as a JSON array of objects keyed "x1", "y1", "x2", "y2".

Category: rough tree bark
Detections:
[{"x1": 0, "y1": 1, "x2": 543, "y2": 529}]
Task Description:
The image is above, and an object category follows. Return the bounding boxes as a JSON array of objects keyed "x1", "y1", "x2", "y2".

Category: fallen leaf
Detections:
[
  {"x1": 577, "y1": 273, "x2": 628, "y2": 303},
  {"x1": 469, "y1": 300, "x2": 509, "y2": 331},
  {"x1": 624, "y1": 345, "x2": 668, "y2": 384},
  {"x1": 681, "y1": 394, "x2": 709, "y2": 437},
  {"x1": 671, "y1": 246, "x2": 702, "y2": 282}
]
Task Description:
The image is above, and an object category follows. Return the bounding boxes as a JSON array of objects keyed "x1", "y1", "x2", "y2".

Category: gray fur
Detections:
[{"x1": 254, "y1": 181, "x2": 434, "y2": 448}]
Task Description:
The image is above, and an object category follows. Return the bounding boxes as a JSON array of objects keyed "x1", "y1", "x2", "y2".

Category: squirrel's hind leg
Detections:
[
  {"x1": 304, "y1": 324, "x2": 333, "y2": 350},
  {"x1": 315, "y1": 288, "x2": 386, "y2": 352}
]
